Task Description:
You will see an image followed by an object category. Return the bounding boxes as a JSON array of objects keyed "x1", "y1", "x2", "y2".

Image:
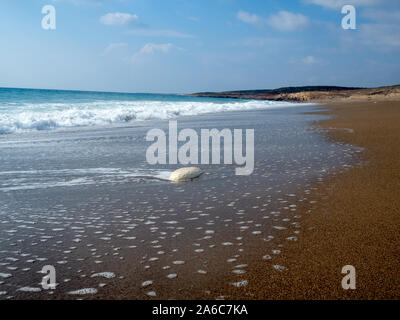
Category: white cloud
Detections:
[
  {"x1": 102, "y1": 43, "x2": 127, "y2": 56},
  {"x1": 359, "y1": 24, "x2": 400, "y2": 48},
  {"x1": 126, "y1": 29, "x2": 195, "y2": 38},
  {"x1": 302, "y1": 56, "x2": 320, "y2": 64},
  {"x1": 139, "y1": 43, "x2": 174, "y2": 55},
  {"x1": 237, "y1": 11, "x2": 261, "y2": 26},
  {"x1": 237, "y1": 10, "x2": 309, "y2": 31},
  {"x1": 289, "y1": 56, "x2": 322, "y2": 65},
  {"x1": 267, "y1": 11, "x2": 309, "y2": 31},
  {"x1": 130, "y1": 43, "x2": 179, "y2": 62},
  {"x1": 338, "y1": 18, "x2": 400, "y2": 51},
  {"x1": 361, "y1": 9, "x2": 400, "y2": 22},
  {"x1": 304, "y1": 0, "x2": 383, "y2": 10},
  {"x1": 234, "y1": 37, "x2": 292, "y2": 48},
  {"x1": 100, "y1": 12, "x2": 139, "y2": 26},
  {"x1": 358, "y1": 8, "x2": 400, "y2": 49}
]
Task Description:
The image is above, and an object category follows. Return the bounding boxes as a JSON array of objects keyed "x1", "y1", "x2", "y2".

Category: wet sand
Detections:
[{"x1": 241, "y1": 100, "x2": 400, "y2": 299}]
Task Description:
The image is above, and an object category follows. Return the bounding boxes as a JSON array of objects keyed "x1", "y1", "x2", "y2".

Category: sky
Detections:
[{"x1": 0, "y1": 0, "x2": 399, "y2": 93}]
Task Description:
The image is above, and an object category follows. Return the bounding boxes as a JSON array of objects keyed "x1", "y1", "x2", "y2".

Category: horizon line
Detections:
[{"x1": 1, "y1": 83, "x2": 399, "y2": 96}]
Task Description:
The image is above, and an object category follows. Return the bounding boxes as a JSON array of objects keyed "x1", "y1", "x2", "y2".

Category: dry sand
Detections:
[{"x1": 241, "y1": 100, "x2": 400, "y2": 299}]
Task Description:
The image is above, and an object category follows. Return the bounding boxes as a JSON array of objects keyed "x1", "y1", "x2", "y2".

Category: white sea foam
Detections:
[
  {"x1": 68, "y1": 288, "x2": 98, "y2": 295},
  {"x1": 142, "y1": 280, "x2": 153, "y2": 287},
  {"x1": 0, "y1": 168, "x2": 173, "y2": 192},
  {"x1": 0, "y1": 273, "x2": 12, "y2": 278},
  {"x1": 91, "y1": 272, "x2": 116, "y2": 279},
  {"x1": 0, "y1": 99, "x2": 304, "y2": 134},
  {"x1": 231, "y1": 280, "x2": 248, "y2": 287},
  {"x1": 17, "y1": 287, "x2": 41, "y2": 292}
]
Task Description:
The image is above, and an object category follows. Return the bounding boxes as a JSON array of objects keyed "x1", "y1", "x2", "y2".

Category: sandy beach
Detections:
[{"x1": 236, "y1": 100, "x2": 400, "y2": 299}]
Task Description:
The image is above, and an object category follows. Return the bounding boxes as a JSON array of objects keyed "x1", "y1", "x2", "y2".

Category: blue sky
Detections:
[{"x1": 0, "y1": 0, "x2": 399, "y2": 93}]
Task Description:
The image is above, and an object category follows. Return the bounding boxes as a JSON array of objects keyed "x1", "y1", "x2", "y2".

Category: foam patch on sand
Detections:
[{"x1": 68, "y1": 288, "x2": 98, "y2": 295}]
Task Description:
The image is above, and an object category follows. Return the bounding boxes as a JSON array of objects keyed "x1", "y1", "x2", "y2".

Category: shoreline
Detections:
[{"x1": 242, "y1": 100, "x2": 400, "y2": 299}]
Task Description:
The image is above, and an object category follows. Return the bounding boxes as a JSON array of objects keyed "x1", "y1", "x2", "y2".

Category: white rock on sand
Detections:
[{"x1": 169, "y1": 167, "x2": 203, "y2": 182}]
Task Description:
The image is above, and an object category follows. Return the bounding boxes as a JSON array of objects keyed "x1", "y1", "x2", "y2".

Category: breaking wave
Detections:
[{"x1": 0, "y1": 99, "x2": 303, "y2": 134}]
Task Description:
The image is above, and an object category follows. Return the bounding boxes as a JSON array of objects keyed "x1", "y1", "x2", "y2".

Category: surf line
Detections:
[{"x1": 145, "y1": 120, "x2": 254, "y2": 175}]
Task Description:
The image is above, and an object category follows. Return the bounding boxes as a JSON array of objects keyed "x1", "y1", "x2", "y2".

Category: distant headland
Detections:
[{"x1": 189, "y1": 85, "x2": 400, "y2": 103}]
